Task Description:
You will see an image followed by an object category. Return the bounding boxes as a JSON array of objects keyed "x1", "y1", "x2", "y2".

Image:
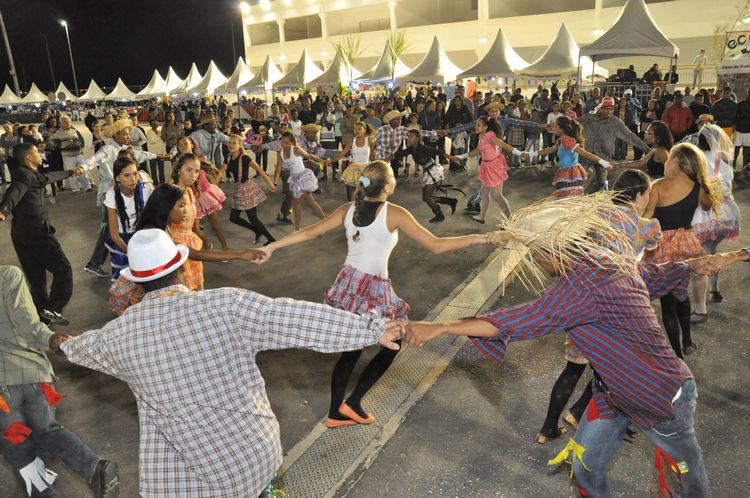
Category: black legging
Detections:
[
  {"x1": 229, "y1": 208, "x2": 273, "y2": 242},
  {"x1": 540, "y1": 361, "x2": 593, "y2": 437},
  {"x1": 329, "y1": 344, "x2": 399, "y2": 420},
  {"x1": 257, "y1": 149, "x2": 268, "y2": 172},
  {"x1": 660, "y1": 292, "x2": 692, "y2": 359}
]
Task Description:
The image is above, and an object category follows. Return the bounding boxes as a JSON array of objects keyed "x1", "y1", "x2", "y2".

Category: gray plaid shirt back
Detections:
[{"x1": 62, "y1": 285, "x2": 384, "y2": 497}]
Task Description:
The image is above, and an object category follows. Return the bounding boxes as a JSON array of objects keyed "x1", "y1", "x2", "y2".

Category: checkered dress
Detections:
[
  {"x1": 62, "y1": 285, "x2": 386, "y2": 497},
  {"x1": 324, "y1": 265, "x2": 410, "y2": 320}
]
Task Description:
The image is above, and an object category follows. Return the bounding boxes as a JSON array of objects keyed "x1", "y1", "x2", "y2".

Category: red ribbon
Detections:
[
  {"x1": 40, "y1": 382, "x2": 65, "y2": 406},
  {"x1": 3, "y1": 422, "x2": 32, "y2": 445},
  {"x1": 129, "y1": 251, "x2": 182, "y2": 278},
  {"x1": 586, "y1": 399, "x2": 601, "y2": 422},
  {"x1": 654, "y1": 447, "x2": 682, "y2": 498}
]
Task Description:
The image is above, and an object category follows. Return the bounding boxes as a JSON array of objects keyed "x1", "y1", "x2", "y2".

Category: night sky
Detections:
[{"x1": 0, "y1": 0, "x2": 245, "y2": 94}]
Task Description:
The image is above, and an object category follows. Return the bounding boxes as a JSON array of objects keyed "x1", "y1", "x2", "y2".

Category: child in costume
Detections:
[{"x1": 330, "y1": 121, "x2": 375, "y2": 201}]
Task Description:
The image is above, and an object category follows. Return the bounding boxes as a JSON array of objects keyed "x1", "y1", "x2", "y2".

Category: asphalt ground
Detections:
[{"x1": 1, "y1": 132, "x2": 748, "y2": 496}]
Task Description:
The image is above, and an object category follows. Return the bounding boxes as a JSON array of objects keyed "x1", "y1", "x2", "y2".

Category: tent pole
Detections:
[{"x1": 576, "y1": 54, "x2": 582, "y2": 91}]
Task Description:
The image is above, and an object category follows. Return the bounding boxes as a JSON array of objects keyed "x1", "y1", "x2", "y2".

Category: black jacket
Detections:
[
  {"x1": 0, "y1": 165, "x2": 72, "y2": 229},
  {"x1": 736, "y1": 100, "x2": 750, "y2": 133}
]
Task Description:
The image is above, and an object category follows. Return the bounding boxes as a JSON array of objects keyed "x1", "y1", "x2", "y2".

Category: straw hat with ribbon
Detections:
[
  {"x1": 120, "y1": 229, "x2": 189, "y2": 283},
  {"x1": 493, "y1": 193, "x2": 637, "y2": 294},
  {"x1": 484, "y1": 102, "x2": 505, "y2": 112}
]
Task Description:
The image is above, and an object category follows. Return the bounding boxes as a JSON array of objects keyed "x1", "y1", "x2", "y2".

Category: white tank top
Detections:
[
  {"x1": 344, "y1": 202, "x2": 398, "y2": 278},
  {"x1": 282, "y1": 147, "x2": 305, "y2": 175},
  {"x1": 350, "y1": 137, "x2": 370, "y2": 164}
]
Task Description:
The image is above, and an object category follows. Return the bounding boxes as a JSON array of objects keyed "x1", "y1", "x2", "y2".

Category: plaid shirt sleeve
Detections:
[
  {"x1": 61, "y1": 327, "x2": 121, "y2": 379},
  {"x1": 638, "y1": 261, "x2": 691, "y2": 301},
  {"x1": 2, "y1": 266, "x2": 54, "y2": 351},
  {"x1": 471, "y1": 278, "x2": 598, "y2": 364},
  {"x1": 234, "y1": 292, "x2": 385, "y2": 353}
]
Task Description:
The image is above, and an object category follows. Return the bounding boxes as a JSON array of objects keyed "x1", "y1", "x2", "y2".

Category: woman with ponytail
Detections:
[
  {"x1": 533, "y1": 115, "x2": 612, "y2": 197},
  {"x1": 257, "y1": 161, "x2": 489, "y2": 428},
  {"x1": 644, "y1": 143, "x2": 722, "y2": 357},
  {"x1": 104, "y1": 157, "x2": 153, "y2": 280}
]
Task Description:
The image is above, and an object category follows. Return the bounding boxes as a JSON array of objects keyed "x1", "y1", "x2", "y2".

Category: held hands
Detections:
[
  {"x1": 239, "y1": 249, "x2": 267, "y2": 263},
  {"x1": 0, "y1": 212, "x2": 5, "y2": 222},
  {"x1": 71, "y1": 167, "x2": 85, "y2": 176},
  {"x1": 49, "y1": 332, "x2": 72, "y2": 352},
  {"x1": 379, "y1": 321, "x2": 406, "y2": 350},
  {"x1": 404, "y1": 321, "x2": 445, "y2": 348},
  {"x1": 487, "y1": 231, "x2": 511, "y2": 247},
  {"x1": 251, "y1": 246, "x2": 274, "y2": 265}
]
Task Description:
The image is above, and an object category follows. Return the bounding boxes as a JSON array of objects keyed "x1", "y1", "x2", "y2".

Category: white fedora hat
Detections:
[{"x1": 120, "y1": 229, "x2": 189, "y2": 283}]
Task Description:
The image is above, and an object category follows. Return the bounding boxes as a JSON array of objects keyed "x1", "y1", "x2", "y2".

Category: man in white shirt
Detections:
[
  {"x1": 50, "y1": 116, "x2": 92, "y2": 193},
  {"x1": 189, "y1": 113, "x2": 229, "y2": 167},
  {"x1": 81, "y1": 119, "x2": 158, "y2": 278},
  {"x1": 693, "y1": 49, "x2": 709, "y2": 88}
]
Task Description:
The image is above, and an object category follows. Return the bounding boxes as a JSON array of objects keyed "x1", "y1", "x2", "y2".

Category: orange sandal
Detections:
[
  {"x1": 325, "y1": 417, "x2": 358, "y2": 429},
  {"x1": 339, "y1": 402, "x2": 376, "y2": 425}
]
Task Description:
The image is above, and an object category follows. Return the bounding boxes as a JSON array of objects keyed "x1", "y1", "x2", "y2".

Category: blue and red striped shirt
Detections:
[{"x1": 471, "y1": 260, "x2": 693, "y2": 429}]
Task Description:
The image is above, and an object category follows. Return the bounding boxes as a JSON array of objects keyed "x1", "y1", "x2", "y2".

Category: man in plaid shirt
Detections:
[
  {"x1": 59, "y1": 229, "x2": 403, "y2": 497},
  {"x1": 375, "y1": 110, "x2": 439, "y2": 176}
]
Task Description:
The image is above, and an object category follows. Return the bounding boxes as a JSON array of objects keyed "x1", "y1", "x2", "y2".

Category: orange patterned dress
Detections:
[{"x1": 168, "y1": 187, "x2": 204, "y2": 290}]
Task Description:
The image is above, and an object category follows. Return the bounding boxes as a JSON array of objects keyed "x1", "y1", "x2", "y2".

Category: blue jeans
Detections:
[
  {"x1": 0, "y1": 383, "x2": 100, "y2": 497},
  {"x1": 572, "y1": 379, "x2": 709, "y2": 497}
]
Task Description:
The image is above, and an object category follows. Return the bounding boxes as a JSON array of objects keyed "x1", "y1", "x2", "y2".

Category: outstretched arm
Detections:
[
  {"x1": 260, "y1": 203, "x2": 349, "y2": 259},
  {"x1": 389, "y1": 203, "x2": 487, "y2": 253}
]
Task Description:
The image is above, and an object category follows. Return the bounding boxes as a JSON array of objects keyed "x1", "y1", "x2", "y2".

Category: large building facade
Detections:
[{"x1": 240, "y1": 0, "x2": 740, "y2": 86}]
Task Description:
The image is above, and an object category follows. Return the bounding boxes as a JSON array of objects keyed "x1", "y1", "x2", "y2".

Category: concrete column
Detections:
[
  {"x1": 387, "y1": 0, "x2": 397, "y2": 31},
  {"x1": 319, "y1": 11, "x2": 327, "y2": 39},
  {"x1": 277, "y1": 17, "x2": 286, "y2": 44}
]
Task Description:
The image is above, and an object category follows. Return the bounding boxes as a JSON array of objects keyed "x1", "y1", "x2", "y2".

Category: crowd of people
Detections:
[{"x1": 0, "y1": 78, "x2": 748, "y2": 498}]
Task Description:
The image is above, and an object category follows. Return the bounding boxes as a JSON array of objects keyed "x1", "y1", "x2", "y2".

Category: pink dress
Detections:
[
  {"x1": 195, "y1": 170, "x2": 226, "y2": 218},
  {"x1": 478, "y1": 132, "x2": 508, "y2": 188}
]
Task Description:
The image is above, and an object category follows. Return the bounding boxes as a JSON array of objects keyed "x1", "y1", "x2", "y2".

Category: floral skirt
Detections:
[
  {"x1": 324, "y1": 265, "x2": 410, "y2": 320},
  {"x1": 340, "y1": 164, "x2": 365, "y2": 187},
  {"x1": 232, "y1": 181, "x2": 267, "y2": 211},
  {"x1": 565, "y1": 333, "x2": 588, "y2": 364},
  {"x1": 644, "y1": 228, "x2": 704, "y2": 264},
  {"x1": 288, "y1": 169, "x2": 318, "y2": 198},
  {"x1": 553, "y1": 165, "x2": 587, "y2": 198},
  {"x1": 196, "y1": 183, "x2": 226, "y2": 218},
  {"x1": 422, "y1": 161, "x2": 444, "y2": 186},
  {"x1": 108, "y1": 276, "x2": 145, "y2": 316},
  {"x1": 169, "y1": 228, "x2": 204, "y2": 290}
]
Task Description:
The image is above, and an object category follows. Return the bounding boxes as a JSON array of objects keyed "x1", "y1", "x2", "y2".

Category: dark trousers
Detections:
[
  {"x1": 88, "y1": 206, "x2": 109, "y2": 267},
  {"x1": 279, "y1": 169, "x2": 292, "y2": 217},
  {"x1": 149, "y1": 158, "x2": 166, "y2": 185},
  {"x1": 0, "y1": 383, "x2": 100, "y2": 497},
  {"x1": 11, "y1": 225, "x2": 73, "y2": 314}
]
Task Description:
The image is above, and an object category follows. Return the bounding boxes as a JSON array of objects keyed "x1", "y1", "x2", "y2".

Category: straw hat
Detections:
[
  {"x1": 382, "y1": 110, "x2": 407, "y2": 123},
  {"x1": 494, "y1": 193, "x2": 637, "y2": 294},
  {"x1": 484, "y1": 102, "x2": 505, "y2": 112},
  {"x1": 120, "y1": 229, "x2": 189, "y2": 283},
  {"x1": 697, "y1": 113, "x2": 714, "y2": 124},
  {"x1": 199, "y1": 113, "x2": 217, "y2": 126},
  {"x1": 110, "y1": 119, "x2": 132, "y2": 136},
  {"x1": 301, "y1": 123, "x2": 322, "y2": 133}
]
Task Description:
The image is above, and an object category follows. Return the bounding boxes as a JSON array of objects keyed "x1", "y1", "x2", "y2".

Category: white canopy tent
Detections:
[
  {"x1": 0, "y1": 85, "x2": 22, "y2": 105},
  {"x1": 458, "y1": 28, "x2": 528, "y2": 79},
  {"x1": 54, "y1": 82, "x2": 78, "y2": 102},
  {"x1": 79, "y1": 79, "x2": 107, "y2": 101},
  {"x1": 308, "y1": 51, "x2": 362, "y2": 87},
  {"x1": 105, "y1": 78, "x2": 137, "y2": 101},
  {"x1": 518, "y1": 24, "x2": 607, "y2": 79},
  {"x1": 136, "y1": 70, "x2": 166, "y2": 98},
  {"x1": 157, "y1": 67, "x2": 184, "y2": 95},
  {"x1": 174, "y1": 63, "x2": 204, "y2": 95},
  {"x1": 273, "y1": 49, "x2": 324, "y2": 88},
  {"x1": 240, "y1": 55, "x2": 284, "y2": 91},
  {"x1": 216, "y1": 57, "x2": 254, "y2": 94},
  {"x1": 187, "y1": 61, "x2": 228, "y2": 95},
  {"x1": 357, "y1": 40, "x2": 411, "y2": 82},
  {"x1": 397, "y1": 36, "x2": 464, "y2": 84},
  {"x1": 21, "y1": 83, "x2": 49, "y2": 104},
  {"x1": 580, "y1": 0, "x2": 679, "y2": 62}
]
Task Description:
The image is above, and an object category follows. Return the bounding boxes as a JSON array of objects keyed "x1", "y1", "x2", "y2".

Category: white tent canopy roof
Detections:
[
  {"x1": 458, "y1": 28, "x2": 528, "y2": 79},
  {"x1": 308, "y1": 51, "x2": 362, "y2": 87},
  {"x1": 187, "y1": 61, "x2": 228, "y2": 95},
  {"x1": 159, "y1": 67, "x2": 184, "y2": 95},
  {"x1": 518, "y1": 24, "x2": 607, "y2": 79},
  {"x1": 79, "y1": 79, "x2": 107, "y2": 101},
  {"x1": 398, "y1": 36, "x2": 463, "y2": 84},
  {"x1": 105, "y1": 78, "x2": 136, "y2": 101},
  {"x1": 273, "y1": 49, "x2": 324, "y2": 88},
  {"x1": 240, "y1": 55, "x2": 284, "y2": 90},
  {"x1": 0, "y1": 85, "x2": 22, "y2": 105},
  {"x1": 174, "y1": 63, "x2": 204, "y2": 95},
  {"x1": 21, "y1": 83, "x2": 49, "y2": 104},
  {"x1": 137, "y1": 70, "x2": 166, "y2": 98},
  {"x1": 580, "y1": 0, "x2": 678, "y2": 61},
  {"x1": 54, "y1": 82, "x2": 78, "y2": 101},
  {"x1": 216, "y1": 58, "x2": 254, "y2": 94},
  {"x1": 357, "y1": 40, "x2": 411, "y2": 82}
]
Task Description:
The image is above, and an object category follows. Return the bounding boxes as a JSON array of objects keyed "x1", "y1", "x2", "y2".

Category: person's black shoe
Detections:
[
  {"x1": 40, "y1": 310, "x2": 69, "y2": 326},
  {"x1": 84, "y1": 263, "x2": 110, "y2": 278},
  {"x1": 90, "y1": 459, "x2": 120, "y2": 498},
  {"x1": 683, "y1": 342, "x2": 698, "y2": 355},
  {"x1": 442, "y1": 197, "x2": 457, "y2": 214},
  {"x1": 276, "y1": 215, "x2": 293, "y2": 225},
  {"x1": 428, "y1": 207, "x2": 445, "y2": 223}
]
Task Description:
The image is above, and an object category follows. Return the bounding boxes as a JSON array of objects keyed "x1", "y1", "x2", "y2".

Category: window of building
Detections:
[
  {"x1": 396, "y1": 0, "x2": 477, "y2": 28},
  {"x1": 284, "y1": 15, "x2": 322, "y2": 42},
  {"x1": 249, "y1": 21, "x2": 280, "y2": 45},
  {"x1": 327, "y1": 4, "x2": 391, "y2": 36}
]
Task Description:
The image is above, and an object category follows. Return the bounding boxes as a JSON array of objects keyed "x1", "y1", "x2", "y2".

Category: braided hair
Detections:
[
  {"x1": 112, "y1": 157, "x2": 143, "y2": 232},
  {"x1": 351, "y1": 160, "x2": 392, "y2": 242}
]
